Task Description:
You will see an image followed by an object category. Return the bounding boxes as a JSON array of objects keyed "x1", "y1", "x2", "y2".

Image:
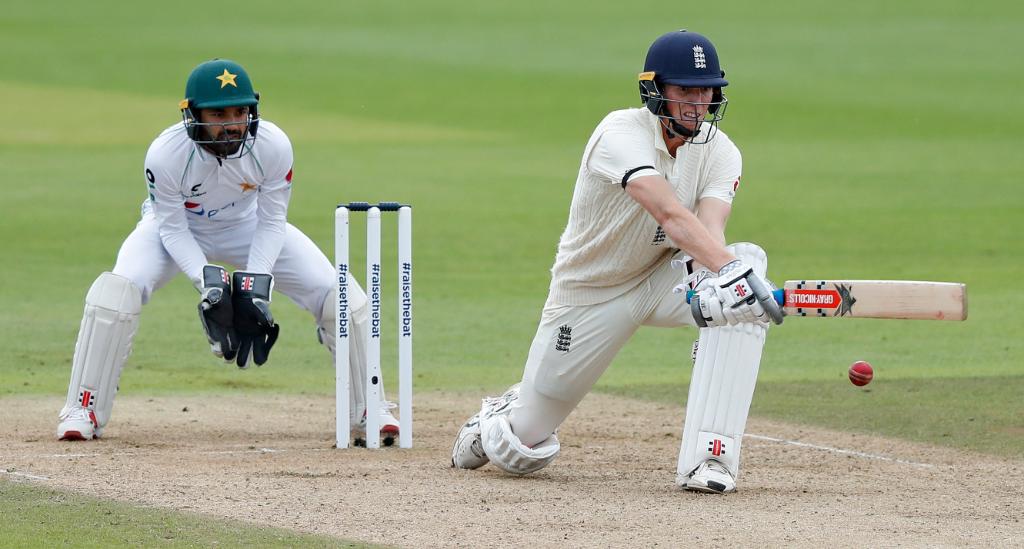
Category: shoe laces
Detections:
[
  {"x1": 359, "y1": 401, "x2": 397, "y2": 421},
  {"x1": 705, "y1": 460, "x2": 732, "y2": 477},
  {"x1": 63, "y1": 406, "x2": 97, "y2": 426},
  {"x1": 482, "y1": 384, "x2": 521, "y2": 407}
]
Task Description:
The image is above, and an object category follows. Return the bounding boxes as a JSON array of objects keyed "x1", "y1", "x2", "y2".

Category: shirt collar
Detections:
[
  {"x1": 643, "y1": 108, "x2": 670, "y2": 156},
  {"x1": 192, "y1": 140, "x2": 211, "y2": 162}
]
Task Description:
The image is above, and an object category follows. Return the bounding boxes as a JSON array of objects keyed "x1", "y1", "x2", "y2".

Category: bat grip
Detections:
[{"x1": 685, "y1": 288, "x2": 785, "y2": 306}]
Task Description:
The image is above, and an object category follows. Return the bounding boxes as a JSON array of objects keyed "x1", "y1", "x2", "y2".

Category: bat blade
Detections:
[{"x1": 777, "y1": 280, "x2": 967, "y2": 321}]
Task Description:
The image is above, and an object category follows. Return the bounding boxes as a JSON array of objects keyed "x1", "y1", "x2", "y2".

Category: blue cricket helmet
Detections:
[
  {"x1": 639, "y1": 30, "x2": 729, "y2": 143},
  {"x1": 643, "y1": 30, "x2": 728, "y2": 89}
]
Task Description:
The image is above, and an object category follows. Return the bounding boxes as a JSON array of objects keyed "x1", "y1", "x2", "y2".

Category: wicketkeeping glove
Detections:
[
  {"x1": 198, "y1": 265, "x2": 238, "y2": 361},
  {"x1": 690, "y1": 260, "x2": 785, "y2": 327},
  {"x1": 231, "y1": 271, "x2": 280, "y2": 368}
]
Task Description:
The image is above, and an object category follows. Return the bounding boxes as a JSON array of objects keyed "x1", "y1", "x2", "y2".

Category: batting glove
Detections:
[{"x1": 691, "y1": 260, "x2": 784, "y2": 327}]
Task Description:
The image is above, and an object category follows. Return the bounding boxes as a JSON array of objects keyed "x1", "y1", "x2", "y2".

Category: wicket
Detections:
[{"x1": 335, "y1": 202, "x2": 413, "y2": 449}]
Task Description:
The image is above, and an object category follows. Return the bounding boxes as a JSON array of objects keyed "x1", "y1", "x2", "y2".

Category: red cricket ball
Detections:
[{"x1": 849, "y1": 360, "x2": 874, "y2": 386}]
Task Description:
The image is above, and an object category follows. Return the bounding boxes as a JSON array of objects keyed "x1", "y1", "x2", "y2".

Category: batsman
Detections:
[
  {"x1": 452, "y1": 31, "x2": 784, "y2": 493},
  {"x1": 57, "y1": 59, "x2": 400, "y2": 443}
]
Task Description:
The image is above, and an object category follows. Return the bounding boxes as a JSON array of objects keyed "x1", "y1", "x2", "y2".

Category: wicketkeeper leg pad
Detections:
[
  {"x1": 318, "y1": 284, "x2": 371, "y2": 427},
  {"x1": 60, "y1": 272, "x2": 142, "y2": 431}
]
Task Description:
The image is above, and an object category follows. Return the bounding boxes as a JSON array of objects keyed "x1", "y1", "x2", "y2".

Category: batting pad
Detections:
[
  {"x1": 676, "y1": 321, "x2": 767, "y2": 483},
  {"x1": 61, "y1": 272, "x2": 141, "y2": 428}
]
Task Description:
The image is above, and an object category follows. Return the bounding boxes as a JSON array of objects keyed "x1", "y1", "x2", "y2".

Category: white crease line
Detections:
[
  {"x1": 19, "y1": 438, "x2": 938, "y2": 470},
  {"x1": 199, "y1": 448, "x2": 281, "y2": 455},
  {"x1": 1, "y1": 470, "x2": 50, "y2": 481},
  {"x1": 745, "y1": 433, "x2": 936, "y2": 468}
]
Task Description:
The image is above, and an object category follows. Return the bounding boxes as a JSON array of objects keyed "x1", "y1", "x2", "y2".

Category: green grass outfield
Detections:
[
  {"x1": 2, "y1": 0, "x2": 1022, "y2": 544},
  {"x1": 0, "y1": 480, "x2": 379, "y2": 548}
]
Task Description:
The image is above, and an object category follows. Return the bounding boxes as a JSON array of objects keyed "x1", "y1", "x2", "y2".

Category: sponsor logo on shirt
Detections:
[
  {"x1": 207, "y1": 202, "x2": 237, "y2": 219},
  {"x1": 184, "y1": 201, "x2": 239, "y2": 218},
  {"x1": 145, "y1": 169, "x2": 157, "y2": 201}
]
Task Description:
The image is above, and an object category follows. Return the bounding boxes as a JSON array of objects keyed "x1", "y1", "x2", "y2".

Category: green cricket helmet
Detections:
[{"x1": 179, "y1": 59, "x2": 260, "y2": 157}]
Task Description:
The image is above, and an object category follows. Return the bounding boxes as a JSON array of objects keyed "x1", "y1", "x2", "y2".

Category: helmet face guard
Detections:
[
  {"x1": 639, "y1": 31, "x2": 729, "y2": 145},
  {"x1": 181, "y1": 102, "x2": 259, "y2": 159},
  {"x1": 639, "y1": 72, "x2": 727, "y2": 145},
  {"x1": 180, "y1": 59, "x2": 260, "y2": 158}
]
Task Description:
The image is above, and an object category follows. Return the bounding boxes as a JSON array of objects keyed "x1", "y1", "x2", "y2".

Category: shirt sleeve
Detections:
[
  {"x1": 586, "y1": 130, "x2": 661, "y2": 186},
  {"x1": 145, "y1": 147, "x2": 208, "y2": 286},
  {"x1": 698, "y1": 138, "x2": 742, "y2": 204},
  {"x1": 245, "y1": 131, "x2": 294, "y2": 274}
]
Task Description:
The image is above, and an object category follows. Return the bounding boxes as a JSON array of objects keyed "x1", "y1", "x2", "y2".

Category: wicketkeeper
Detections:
[
  {"x1": 452, "y1": 31, "x2": 784, "y2": 493},
  {"x1": 57, "y1": 59, "x2": 400, "y2": 442}
]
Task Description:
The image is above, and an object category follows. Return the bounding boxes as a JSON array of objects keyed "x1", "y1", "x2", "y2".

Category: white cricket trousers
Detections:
[
  {"x1": 112, "y1": 211, "x2": 354, "y2": 323},
  {"x1": 510, "y1": 251, "x2": 699, "y2": 446}
]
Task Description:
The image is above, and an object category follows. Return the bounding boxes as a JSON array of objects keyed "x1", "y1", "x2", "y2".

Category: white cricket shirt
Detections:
[
  {"x1": 548, "y1": 108, "x2": 742, "y2": 306},
  {"x1": 141, "y1": 120, "x2": 294, "y2": 284}
]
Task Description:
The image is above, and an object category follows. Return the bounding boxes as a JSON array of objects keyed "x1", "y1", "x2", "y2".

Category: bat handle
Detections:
[{"x1": 685, "y1": 288, "x2": 786, "y2": 306}]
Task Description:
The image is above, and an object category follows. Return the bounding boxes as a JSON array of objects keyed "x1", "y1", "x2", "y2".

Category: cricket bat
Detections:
[{"x1": 689, "y1": 280, "x2": 968, "y2": 321}]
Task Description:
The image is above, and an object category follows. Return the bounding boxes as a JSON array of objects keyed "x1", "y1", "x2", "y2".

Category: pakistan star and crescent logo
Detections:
[
  {"x1": 835, "y1": 283, "x2": 856, "y2": 316},
  {"x1": 216, "y1": 69, "x2": 238, "y2": 88}
]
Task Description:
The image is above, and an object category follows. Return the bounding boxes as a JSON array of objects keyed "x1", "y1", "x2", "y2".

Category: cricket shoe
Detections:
[
  {"x1": 352, "y1": 401, "x2": 401, "y2": 447},
  {"x1": 57, "y1": 406, "x2": 101, "y2": 441},
  {"x1": 451, "y1": 383, "x2": 521, "y2": 469},
  {"x1": 685, "y1": 459, "x2": 736, "y2": 494},
  {"x1": 451, "y1": 411, "x2": 488, "y2": 469}
]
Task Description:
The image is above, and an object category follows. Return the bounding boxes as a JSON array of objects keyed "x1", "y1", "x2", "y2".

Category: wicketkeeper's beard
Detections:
[{"x1": 201, "y1": 127, "x2": 245, "y2": 157}]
